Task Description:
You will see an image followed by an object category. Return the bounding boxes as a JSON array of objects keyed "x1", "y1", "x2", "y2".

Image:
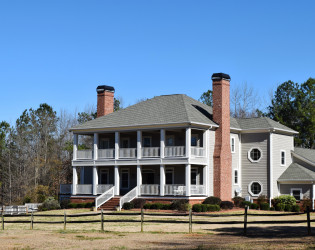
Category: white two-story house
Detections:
[{"x1": 60, "y1": 73, "x2": 315, "y2": 210}]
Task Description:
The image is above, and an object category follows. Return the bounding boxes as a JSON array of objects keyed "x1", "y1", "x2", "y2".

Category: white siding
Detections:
[
  {"x1": 208, "y1": 130, "x2": 215, "y2": 196},
  {"x1": 230, "y1": 133, "x2": 240, "y2": 196},
  {"x1": 272, "y1": 134, "x2": 294, "y2": 197}
]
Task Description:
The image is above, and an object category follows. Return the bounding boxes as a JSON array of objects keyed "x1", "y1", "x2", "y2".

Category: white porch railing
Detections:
[
  {"x1": 120, "y1": 187, "x2": 138, "y2": 209},
  {"x1": 77, "y1": 150, "x2": 93, "y2": 159},
  {"x1": 191, "y1": 185, "x2": 206, "y2": 195},
  {"x1": 76, "y1": 184, "x2": 93, "y2": 194},
  {"x1": 141, "y1": 147, "x2": 160, "y2": 158},
  {"x1": 0, "y1": 206, "x2": 27, "y2": 215},
  {"x1": 60, "y1": 184, "x2": 72, "y2": 194},
  {"x1": 164, "y1": 146, "x2": 185, "y2": 157},
  {"x1": 98, "y1": 149, "x2": 115, "y2": 159},
  {"x1": 140, "y1": 184, "x2": 160, "y2": 195},
  {"x1": 191, "y1": 147, "x2": 205, "y2": 157},
  {"x1": 119, "y1": 148, "x2": 137, "y2": 158},
  {"x1": 97, "y1": 184, "x2": 114, "y2": 194},
  {"x1": 164, "y1": 184, "x2": 186, "y2": 196},
  {"x1": 95, "y1": 186, "x2": 115, "y2": 208}
]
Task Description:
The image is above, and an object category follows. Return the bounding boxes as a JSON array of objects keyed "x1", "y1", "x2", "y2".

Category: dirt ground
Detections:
[{"x1": 0, "y1": 209, "x2": 314, "y2": 249}]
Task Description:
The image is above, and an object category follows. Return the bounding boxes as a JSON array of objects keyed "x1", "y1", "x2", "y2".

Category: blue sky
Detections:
[{"x1": 1, "y1": 1, "x2": 314, "y2": 124}]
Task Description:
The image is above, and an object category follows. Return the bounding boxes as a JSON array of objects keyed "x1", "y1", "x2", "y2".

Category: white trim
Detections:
[
  {"x1": 280, "y1": 150, "x2": 286, "y2": 166},
  {"x1": 120, "y1": 168, "x2": 130, "y2": 189},
  {"x1": 142, "y1": 136, "x2": 152, "y2": 147},
  {"x1": 238, "y1": 134, "x2": 242, "y2": 195},
  {"x1": 231, "y1": 136, "x2": 236, "y2": 153},
  {"x1": 290, "y1": 188, "x2": 303, "y2": 201},
  {"x1": 248, "y1": 147, "x2": 263, "y2": 163},
  {"x1": 248, "y1": 181, "x2": 263, "y2": 197}
]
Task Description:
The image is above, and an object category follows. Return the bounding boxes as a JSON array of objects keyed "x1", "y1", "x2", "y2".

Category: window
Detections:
[
  {"x1": 143, "y1": 136, "x2": 152, "y2": 147},
  {"x1": 281, "y1": 150, "x2": 286, "y2": 166},
  {"x1": 165, "y1": 168, "x2": 174, "y2": 184},
  {"x1": 142, "y1": 169, "x2": 155, "y2": 184},
  {"x1": 121, "y1": 138, "x2": 130, "y2": 148},
  {"x1": 191, "y1": 168, "x2": 199, "y2": 185},
  {"x1": 121, "y1": 169, "x2": 129, "y2": 189},
  {"x1": 248, "y1": 148, "x2": 262, "y2": 162},
  {"x1": 100, "y1": 138, "x2": 110, "y2": 149},
  {"x1": 234, "y1": 170, "x2": 238, "y2": 184},
  {"x1": 231, "y1": 137, "x2": 235, "y2": 153},
  {"x1": 291, "y1": 188, "x2": 302, "y2": 201},
  {"x1": 191, "y1": 134, "x2": 200, "y2": 147},
  {"x1": 100, "y1": 169, "x2": 109, "y2": 184},
  {"x1": 166, "y1": 135, "x2": 175, "y2": 146},
  {"x1": 248, "y1": 181, "x2": 263, "y2": 196}
]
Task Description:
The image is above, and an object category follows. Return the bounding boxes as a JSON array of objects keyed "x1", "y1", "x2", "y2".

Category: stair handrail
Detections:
[
  {"x1": 119, "y1": 187, "x2": 138, "y2": 209},
  {"x1": 95, "y1": 186, "x2": 115, "y2": 209}
]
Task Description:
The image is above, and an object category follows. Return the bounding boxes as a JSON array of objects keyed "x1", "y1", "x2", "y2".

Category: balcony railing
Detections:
[
  {"x1": 164, "y1": 146, "x2": 185, "y2": 157},
  {"x1": 164, "y1": 184, "x2": 186, "y2": 196},
  {"x1": 98, "y1": 149, "x2": 115, "y2": 159},
  {"x1": 77, "y1": 150, "x2": 93, "y2": 160},
  {"x1": 191, "y1": 147, "x2": 205, "y2": 157},
  {"x1": 60, "y1": 184, "x2": 72, "y2": 194},
  {"x1": 191, "y1": 185, "x2": 206, "y2": 195},
  {"x1": 96, "y1": 184, "x2": 114, "y2": 194},
  {"x1": 119, "y1": 148, "x2": 137, "y2": 158},
  {"x1": 140, "y1": 184, "x2": 160, "y2": 195},
  {"x1": 76, "y1": 184, "x2": 93, "y2": 194},
  {"x1": 141, "y1": 147, "x2": 160, "y2": 158}
]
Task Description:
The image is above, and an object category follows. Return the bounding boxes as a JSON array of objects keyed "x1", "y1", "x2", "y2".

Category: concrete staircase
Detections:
[{"x1": 98, "y1": 196, "x2": 120, "y2": 211}]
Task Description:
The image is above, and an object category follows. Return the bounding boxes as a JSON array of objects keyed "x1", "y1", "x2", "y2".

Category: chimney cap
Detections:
[
  {"x1": 96, "y1": 85, "x2": 115, "y2": 93},
  {"x1": 211, "y1": 73, "x2": 231, "y2": 81}
]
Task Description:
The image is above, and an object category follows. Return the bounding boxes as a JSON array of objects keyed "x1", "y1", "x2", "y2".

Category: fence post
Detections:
[
  {"x1": 307, "y1": 206, "x2": 311, "y2": 236},
  {"x1": 1, "y1": 209, "x2": 4, "y2": 230},
  {"x1": 101, "y1": 209, "x2": 104, "y2": 232},
  {"x1": 64, "y1": 210, "x2": 66, "y2": 230},
  {"x1": 244, "y1": 205, "x2": 248, "y2": 236},
  {"x1": 189, "y1": 208, "x2": 192, "y2": 233},
  {"x1": 141, "y1": 208, "x2": 144, "y2": 232},
  {"x1": 30, "y1": 211, "x2": 33, "y2": 230}
]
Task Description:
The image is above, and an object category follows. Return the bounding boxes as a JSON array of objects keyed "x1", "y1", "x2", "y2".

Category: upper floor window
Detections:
[
  {"x1": 143, "y1": 136, "x2": 152, "y2": 147},
  {"x1": 191, "y1": 134, "x2": 200, "y2": 147},
  {"x1": 234, "y1": 170, "x2": 238, "y2": 184},
  {"x1": 231, "y1": 137, "x2": 235, "y2": 153},
  {"x1": 100, "y1": 138, "x2": 110, "y2": 149},
  {"x1": 121, "y1": 138, "x2": 130, "y2": 148},
  {"x1": 166, "y1": 135, "x2": 175, "y2": 146},
  {"x1": 248, "y1": 148, "x2": 262, "y2": 163},
  {"x1": 281, "y1": 150, "x2": 286, "y2": 166}
]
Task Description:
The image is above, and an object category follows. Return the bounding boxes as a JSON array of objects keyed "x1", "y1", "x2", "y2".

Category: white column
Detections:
[
  {"x1": 93, "y1": 133, "x2": 98, "y2": 160},
  {"x1": 80, "y1": 166, "x2": 85, "y2": 184},
  {"x1": 312, "y1": 184, "x2": 315, "y2": 210},
  {"x1": 115, "y1": 132, "x2": 120, "y2": 160},
  {"x1": 269, "y1": 132, "x2": 273, "y2": 206},
  {"x1": 185, "y1": 127, "x2": 191, "y2": 158},
  {"x1": 160, "y1": 165, "x2": 165, "y2": 196},
  {"x1": 160, "y1": 129, "x2": 165, "y2": 159},
  {"x1": 93, "y1": 165, "x2": 98, "y2": 195},
  {"x1": 73, "y1": 134, "x2": 78, "y2": 160},
  {"x1": 203, "y1": 165, "x2": 207, "y2": 196},
  {"x1": 185, "y1": 164, "x2": 191, "y2": 196},
  {"x1": 137, "y1": 165, "x2": 142, "y2": 196},
  {"x1": 72, "y1": 166, "x2": 78, "y2": 195},
  {"x1": 137, "y1": 131, "x2": 142, "y2": 159},
  {"x1": 114, "y1": 165, "x2": 120, "y2": 195}
]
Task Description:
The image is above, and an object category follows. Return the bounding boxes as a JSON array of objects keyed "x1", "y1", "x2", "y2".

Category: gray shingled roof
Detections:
[
  {"x1": 278, "y1": 163, "x2": 315, "y2": 181},
  {"x1": 293, "y1": 147, "x2": 315, "y2": 164},
  {"x1": 71, "y1": 94, "x2": 217, "y2": 131}
]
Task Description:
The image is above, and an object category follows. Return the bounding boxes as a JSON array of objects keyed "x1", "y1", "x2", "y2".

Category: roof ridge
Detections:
[{"x1": 180, "y1": 94, "x2": 191, "y2": 122}]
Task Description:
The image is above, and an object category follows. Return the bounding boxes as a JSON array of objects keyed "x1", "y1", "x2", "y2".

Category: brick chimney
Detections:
[
  {"x1": 212, "y1": 73, "x2": 232, "y2": 201},
  {"x1": 96, "y1": 85, "x2": 115, "y2": 117}
]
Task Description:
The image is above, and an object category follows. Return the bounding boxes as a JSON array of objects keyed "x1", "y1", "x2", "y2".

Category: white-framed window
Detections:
[
  {"x1": 234, "y1": 169, "x2": 238, "y2": 184},
  {"x1": 121, "y1": 169, "x2": 130, "y2": 189},
  {"x1": 191, "y1": 134, "x2": 200, "y2": 147},
  {"x1": 100, "y1": 169, "x2": 109, "y2": 184},
  {"x1": 143, "y1": 136, "x2": 152, "y2": 147},
  {"x1": 100, "y1": 138, "x2": 110, "y2": 149},
  {"x1": 248, "y1": 147, "x2": 263, "y2": 163},
  {"x1": 248, "y1": 181, "x2": 263, "y2": 196},
  {"x1": 121, "y1": 138, "x2": 130, "y2": 148},
  {"x1": 231, "y1": 137, "x2": 235, "y2": 153},
  {"x1": 166, "y1": 135, "x2": 175, "y2": 146},
  {"x1": 291, "y1": 188, "x2": 303, "y2": 201},
  {"x1": 165, "y1": 167, "x2": 174, "y2": 185},
  {"x1": 281, "y1": 150, "x2": 286, "y2": 166}
]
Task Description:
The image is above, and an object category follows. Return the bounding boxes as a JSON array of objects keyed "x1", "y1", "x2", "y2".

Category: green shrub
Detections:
[
  {"x1": 207, "y1": 204, "x2": 220, "y2": 212},
  {"x1": 232, "y1": 197, "x2": 245, "y2": 207},
  {"x1": 275, "y1": 203, "x2": 285, "y2": 211},
  {"x1": 250, "y1": 203, "x2": 259, "y2": 209},
  {"x1": 192, "y1": 204, "x2": 202, "y2": 212},
  {"x1": 39, "y1": 197, "x2": 60, "y2": 211},
  {"x1": 131, "y1": 199, "x2": 146, "y2": 209},
  {"x1": 201, "y1": 204, "x2": 207, "y2": 212},
  {"x1": 23, "y1": 196, "x2": 32, "y2": 204},
  {"x1": 60, "y1": 199, "x2": 70, "y2": 209},
  {"x1": 240, "y1": 201, "x2": 251, "y2": 208},
  {"x1": 220, "y1": 201, "x2": 234, "y2": 210},
  {"x1": 301, "y1": 198, "x2": 312, "y2": 211},
  {"x1": 77, "y1": 203, "x2": 85, "y2": 208},
  {"x1": 270, "y1": 207, "x2": 275, "y2": 211},
  {"x1": 257, "y1": 195, "x2": 268, "y2": 205},
  {"x1": 291, "y1": 205, "x2": 300, "y2": 212},
  {"x1": 162, "y1": 204, "x2": 172, "y2": 210},
  {"x1": 273, "y1": 195, "x2": 296, "y2": 206},
  {"x1": 170, "y1": 200, "x2": 189, "y2": 211},
  {"x1": 143, "y1": 203, "x2": 151, "y2": 209},
  {"x1": 260, "y1": 203, "x2": 270, "y2": 210},
  {"x1": 284, "y1": 204, "x2": 292, "y2": 212},
  {"x1": 122, "y1": 202, "x2": 134, "y2": 210},
  {"x1": 150, "y1": 203, "x2": 164, "y2": 210},
  {"x1": 203, "y1": 196, "x2": 221, "y2": 205}
]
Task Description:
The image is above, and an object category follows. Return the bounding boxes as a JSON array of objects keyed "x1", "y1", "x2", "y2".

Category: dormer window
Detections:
[{"x1": 248, "y1": 148, "x2": 262, "y2": 163}]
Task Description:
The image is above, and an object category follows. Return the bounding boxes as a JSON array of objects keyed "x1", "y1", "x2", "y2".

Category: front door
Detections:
[
  {"x1": 100, "y1": 169, "x2": 109, "y2": 184},
  {"x1": 120, "y1": 169, "x2": 130, "y2": 195}
]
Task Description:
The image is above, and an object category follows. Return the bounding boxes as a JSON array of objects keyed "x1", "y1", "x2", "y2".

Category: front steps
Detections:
[{"x1": 98, "y1": 196, "x2": 120, "y2": 211}]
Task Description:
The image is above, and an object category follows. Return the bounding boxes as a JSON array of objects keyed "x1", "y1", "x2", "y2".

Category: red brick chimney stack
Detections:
[
  {"x1": 212, "y1": 73, "x2": 232, "y2": 201},
  {"x1": 96, "y1": 85, "x2": 115, "y2": 117}
]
